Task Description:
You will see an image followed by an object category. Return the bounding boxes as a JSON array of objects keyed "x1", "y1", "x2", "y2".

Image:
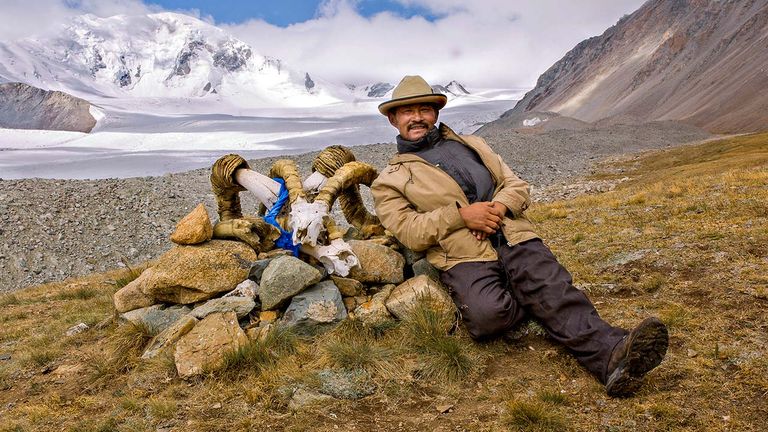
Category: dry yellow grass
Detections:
[{"x1": 0, "y1": 132, "x2": 766, "y2": 431}]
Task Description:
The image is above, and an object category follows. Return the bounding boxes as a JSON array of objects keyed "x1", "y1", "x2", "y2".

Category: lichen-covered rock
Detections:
[
  {"x1": 142, "y1": 315, "x2": 198, "y2": 360},
  {"x1": 136, "y1": 240, "x2": 256, "y2": 305},
  {"x1": 259, "y1": 311, "x2": 279, "y2": 323},
  {"x1": 330, "y1": 276, "x2": 364, "y2": 297},
  {"x1": 288, "y1": 388, "x2": 334, "y2": 411},
  {"x1": 282, "y1": 281, "x2": 347, "y2": 334},
  {"x1": 223, "y1": 279, "x2": 259, "y2": 299},
  {"x1": 191, "y1": 297, "x2": 255, "y2": 320},
  {"x1": 113, "y1": 272, "x2": 157, "y2": 313},
  {"x1": 174, "y1": 312, "x2": 248, "y2": 378},
  {"x1": 347, "y1": 240, "x2": 404, "y2": 284},
  {"x1": 342, "y1": 296, "x2": 358, "y2": 312},
  {"x1": 385, "y1": 275, "x2": 455, "y2": 320},
  {"x1": 246, "y1": 322, "x2": 273, "y2": 342},
  {"x1": 353, "y1": 284, "x2": 395, "y2": 326},
  {"x1": 119, "y1": 304, "x2": 192, "y2": 334},
  {"x1": 316, "y1": 369, "x2": 375, "y2": 400},
  {"x1": 170, "y1": 203, "x2": 213, "y2": 245},
  {"x1": 259, "y1": 255, "x2": 323, "y2": 310}
]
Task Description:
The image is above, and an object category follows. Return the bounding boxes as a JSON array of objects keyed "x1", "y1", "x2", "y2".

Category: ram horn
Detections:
[
  {"x1": 210, "y1": 154, "x2": 250, "y2": 221},
  {"x1": 312, "y1": 146, "x2": 384, "y2": 237},
  {"x1": 314, "y1": 161, "x2": 384, "y2": 237}
]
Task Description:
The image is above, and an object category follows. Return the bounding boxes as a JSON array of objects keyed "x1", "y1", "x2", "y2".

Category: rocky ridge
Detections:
[
  {"x1": 0, "y1": 82, "x2": 97, "y2": 132},
  {"x1": 507, "y1": 0, "x2": 768, "y2": 133}
]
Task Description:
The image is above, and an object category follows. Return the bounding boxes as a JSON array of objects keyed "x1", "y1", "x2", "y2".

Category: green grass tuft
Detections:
[
  {"x1": 536, "y1": 389, "x2": 569, "y2": 406},
  {"x1": 112, "y1": 260, "x2": 144, "y2": 289},
  {"x1": 0, "y1": 294, "x2": 20, "y2": 307},
  {"x1": 53, "y1": 286, "x2": 98, "y2": 301},
  {"x1": 324, "y1": 339, "x2": 393, "y2": 372},
  {"x1": 219, "y1": 325, "x2": 297, "y2": 379},
  {"x1": 504, "y1": 399, "x2": 570, "y2": 431},
  {"x1": 402, "y1": 299, "x2": 477, "y2": 381}
]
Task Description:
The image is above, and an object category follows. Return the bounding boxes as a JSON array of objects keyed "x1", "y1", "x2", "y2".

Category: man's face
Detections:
[{"x1": 388, "y1": 103, "x2": 438, "y2": 141}]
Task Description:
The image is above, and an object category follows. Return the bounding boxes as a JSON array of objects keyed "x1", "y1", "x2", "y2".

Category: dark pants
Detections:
[{"x1": 440, "y1": 238, "x2": 627, "y2": 383}]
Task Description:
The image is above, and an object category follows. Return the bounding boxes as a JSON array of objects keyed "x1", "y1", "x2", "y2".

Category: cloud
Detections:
[
  {"x1": 0, "y1": 0, "x2": 161, "y2": 40},
  {"x1": 221, "y1": 0, "x2": 647, "y2": 88}
]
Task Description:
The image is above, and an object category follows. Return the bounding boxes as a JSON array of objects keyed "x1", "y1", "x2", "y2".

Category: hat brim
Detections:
[{"x1": 378, "y1": 93, "x2": 448, "y2": 115}]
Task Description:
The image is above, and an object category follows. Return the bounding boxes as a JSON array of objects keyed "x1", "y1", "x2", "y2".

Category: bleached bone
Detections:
[
  {"x1": 301, "y1": 239, "x2": 359, "y2": 277},
  {"x1": 289, "y1": 196, "x2": 329, "y2": 247},
  {"x1": 302, "y1": 170, "x2": 328, "y2": 194},
  {"x1": 234, "y1": 168, "x2": 281, "y2": 209}
]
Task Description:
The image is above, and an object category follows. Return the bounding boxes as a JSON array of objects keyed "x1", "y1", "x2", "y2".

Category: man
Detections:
[{"x1": 370, "y1": 75, "x2": 669, "y2": 397}]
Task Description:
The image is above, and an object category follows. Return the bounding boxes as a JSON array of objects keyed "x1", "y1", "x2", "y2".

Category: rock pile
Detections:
[{"x1": 112, "y1": 203, "x2": 454, "y2": 378}]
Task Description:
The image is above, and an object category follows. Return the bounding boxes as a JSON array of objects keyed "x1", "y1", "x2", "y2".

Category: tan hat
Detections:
[{"x1": 378, "y1": 75, "x2": 448, "y2": 115}]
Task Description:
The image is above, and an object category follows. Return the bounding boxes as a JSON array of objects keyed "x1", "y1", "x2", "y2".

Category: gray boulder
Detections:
[
  {"x1": 347, "y1": 240, "x2": 405, "y2": 284},
  {"x1": 316, "y1": 369, "x2": 375, "y2": 399},
  {"x1": 385, "y1": 275, "x2": 455, "y2": 322},
  {"x1": 353, "y1": 284, "x2": 395, "y2": 327},
  {"x1": 282, "y1": 281, "x2": 347, "y2": 334},
  {"x1": 191, "y1": 297, "x2": 256, "y2": 320},
  {"x1": 119, "y1": 304, "x2": 192, "y2": 334},
  {"x1": 260, "y1": 256, "x2": 323, "y2": 310}
]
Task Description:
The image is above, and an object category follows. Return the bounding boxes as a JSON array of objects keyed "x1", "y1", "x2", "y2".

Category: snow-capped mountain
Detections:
[
  {"x1": 346, "y1": 80, "x2": 471, "y2": 101},
  {"x1": 0, "y1": 13, "x2": 344, "y2": 108}
]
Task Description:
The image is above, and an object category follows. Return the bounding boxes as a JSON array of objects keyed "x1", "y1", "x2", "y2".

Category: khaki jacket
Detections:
[{"x1": 371, "y1": 124, "x2": 539, "y2": 271}]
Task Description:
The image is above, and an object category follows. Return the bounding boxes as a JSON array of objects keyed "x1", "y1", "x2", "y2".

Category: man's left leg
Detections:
[
  {"x1": 497, "y1": 238, "x2": 668, "y2": 396},
  {"x1": 496, "y1": 239, "x2": 626, "y2": 381}
]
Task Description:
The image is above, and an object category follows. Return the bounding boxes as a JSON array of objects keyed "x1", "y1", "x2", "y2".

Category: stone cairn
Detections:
[{"x1": 112, "y1": 146, "x2": 455, "y2": 379}]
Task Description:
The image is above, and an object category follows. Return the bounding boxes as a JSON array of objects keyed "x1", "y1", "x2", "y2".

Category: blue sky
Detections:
[{"x1": 149, "y1": 0, "x2": 440, "y2": 26}]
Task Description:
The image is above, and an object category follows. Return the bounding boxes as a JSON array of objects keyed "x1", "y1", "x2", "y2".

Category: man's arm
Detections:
[
  {"x1": 491, "y1": 154, "x2": 531, "y2": 218},
  {"x1": 371, "y1": 180, "x2": 465, "y2": 252}
]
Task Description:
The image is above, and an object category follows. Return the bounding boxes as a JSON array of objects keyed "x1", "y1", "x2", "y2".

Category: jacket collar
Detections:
[
  {"x1": 389, "y1": 123, "x2": 467, "y2": 164},
  {"x1": 396, "y1": 125, "x2": 441, "y2": 154}
]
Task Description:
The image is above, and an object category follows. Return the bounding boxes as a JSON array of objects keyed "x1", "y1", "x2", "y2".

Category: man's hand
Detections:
[
  {"x1": 465, "y1": 201, "x2": 508, "y2": 241},
  {"x1": 459, "y1": 202, "x2": 502, "y2": 236}
]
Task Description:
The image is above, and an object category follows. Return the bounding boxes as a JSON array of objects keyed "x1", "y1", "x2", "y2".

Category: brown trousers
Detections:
[{"x1": 440, "y1": 238, "x2": 627, "y2": 383}]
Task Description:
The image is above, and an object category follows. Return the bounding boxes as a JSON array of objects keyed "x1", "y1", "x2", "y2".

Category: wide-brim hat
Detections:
[{"x1": 378, "y1": 75, "x2": 448, "y2": 115}]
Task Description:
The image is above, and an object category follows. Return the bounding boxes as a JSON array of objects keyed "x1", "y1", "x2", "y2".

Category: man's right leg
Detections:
[{"x1": 440, "y1": 260, "x2": 526, "y2": 340}]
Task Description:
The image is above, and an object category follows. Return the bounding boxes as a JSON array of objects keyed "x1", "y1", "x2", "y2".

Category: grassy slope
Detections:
[{"x1": 0, "y1": 132, "x2": 766, "y2": 431}]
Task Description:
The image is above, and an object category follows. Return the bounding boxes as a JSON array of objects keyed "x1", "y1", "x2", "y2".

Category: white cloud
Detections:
[
  {"x1": 0, "y1": 0, "x2": 162, "y2": 40},
  {"x1": 222, "y1": 0, "x2": 647, "y2": 88}
]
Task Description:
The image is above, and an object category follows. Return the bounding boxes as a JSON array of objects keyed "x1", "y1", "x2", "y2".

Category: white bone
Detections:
[
  {"x1": 301, "y1": 239, "x2": 359, "y2": 276},
  {"x1": 289, "y1": 196, "x2": 329, "y2": 246},
  {"x1": 235, "y1": 168, "x2": 281, "y2": 209},
  {"x1": 302, "y1": 170, "x2": 328, "y2": 193}
]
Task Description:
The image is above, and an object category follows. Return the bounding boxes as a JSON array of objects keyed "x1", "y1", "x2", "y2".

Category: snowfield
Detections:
[
  {"x1": 0, "y1": 97, "x2": 520, "y2": 179},
  {"x1": 0, "y1": 12, "x2": 527, "y2": 179}
]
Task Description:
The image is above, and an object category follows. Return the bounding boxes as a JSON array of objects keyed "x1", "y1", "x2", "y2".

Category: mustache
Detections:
[{"x1": 407, "y1": 121, "x2": 429, "y2": 131}]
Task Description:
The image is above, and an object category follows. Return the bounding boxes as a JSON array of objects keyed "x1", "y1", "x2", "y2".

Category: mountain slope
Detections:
[
  {"x1": 0, "y1": 82, "x2": 96, "y2": 132},
  {"x1": 506, "y1": 0, "x2": 768, "y2": 133}
]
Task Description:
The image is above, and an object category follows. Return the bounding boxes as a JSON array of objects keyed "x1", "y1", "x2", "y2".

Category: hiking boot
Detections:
[{"x1": 605, "y1": 317, "x2": 668, "y2": 397}]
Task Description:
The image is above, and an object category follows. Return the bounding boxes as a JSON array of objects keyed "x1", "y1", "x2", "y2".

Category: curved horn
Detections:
[
  {"x1": 269, "y1": 159, "x2": 306, "y2": 204},
  {"x1": 210, "y1": 154, "x2": 249, "y2": 221},
  {"x1": 314, "y1": 161, "x2": 384, "y2": 236},
  {"x1": 312, "y1": 148, "x2": 384, "y2": 237}
]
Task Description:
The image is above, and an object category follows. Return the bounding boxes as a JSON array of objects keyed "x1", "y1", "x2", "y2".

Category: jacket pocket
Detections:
[{"x1": 438, "y1": 229, "x2": 490, "y2": 260}]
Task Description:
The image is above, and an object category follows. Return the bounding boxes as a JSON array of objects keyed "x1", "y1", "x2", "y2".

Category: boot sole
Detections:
[{"x1": 606, "y1": 318, "x2": 669, "y2": 397}]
